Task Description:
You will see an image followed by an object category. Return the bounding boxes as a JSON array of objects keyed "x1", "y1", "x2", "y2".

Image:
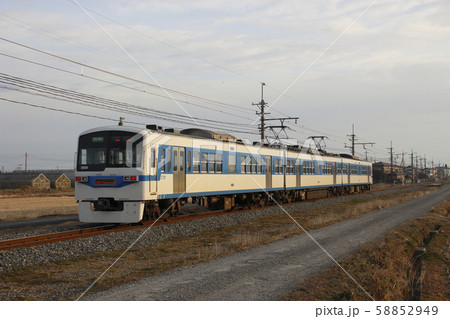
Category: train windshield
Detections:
[{"x1": 77, "y1": 131, "x2": 143, "y2": 171}]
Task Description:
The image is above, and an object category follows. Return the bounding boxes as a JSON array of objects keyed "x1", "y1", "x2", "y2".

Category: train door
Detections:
[
  {"x1": 333, "y1": 162, "x2": 337, "y2": 185},
  {"x1": 173, "y1": 146, "x2": 186, "y2": 193},
  {"x1": 265, "y1": 156, "x2": 272, "y2": 189},
  {"x1": 150, "y1": 147, "x2": 157, "y2": 194},
  {"x1": 347, "y1": 164, "x2": 351, "y2": 183},
  {"x1": 296, "y1": 160, "x2": 301, "y2": 187}
]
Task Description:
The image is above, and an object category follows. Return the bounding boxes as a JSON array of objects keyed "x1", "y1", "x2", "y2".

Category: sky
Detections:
[{"x1": 0, "y1": 0, "x2": 449, "y2": 171}]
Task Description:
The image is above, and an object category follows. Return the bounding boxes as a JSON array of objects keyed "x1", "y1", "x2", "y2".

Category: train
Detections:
[{"x1": 75, "y1": 124, "x2": 373, "y2": 223}]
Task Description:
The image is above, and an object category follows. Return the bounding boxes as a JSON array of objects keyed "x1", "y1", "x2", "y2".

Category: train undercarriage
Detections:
[{"x1": 141, "y1": 184, "x2": 371, "y2": 221}]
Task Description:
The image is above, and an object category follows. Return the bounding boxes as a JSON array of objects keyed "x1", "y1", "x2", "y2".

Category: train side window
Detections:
[
  {"x1": 201, "y1": 152, "x2": 208, "y2": 173},
  {"x1": 151, "y1": 147, "x2": 156, "y2": 168},
  {"x1": 180, "y1": 150, "x2": 184, "y2": 172},
  {"x1": 217, "y1": 153, "x2": 223, "y2": 173},
  {"x1": 229, "y1": 154, "x2": 236, "y2": 173},
  {"x1": 160, "y1": 149, "x2": 165, "y2": 173},
  {"x1": 193, "y1": 152, "x2": 200, "y2": 173},
  {"x1": 173, "y1": 150, "x2": 178, "y2": 171},
  {"x1": 252, "y1": 157, "x2": 257, "y2": 174},
  {"x1": 257, "y1": 157, "x2": 262, "y2": 174},
  {"x1": 241, "y1": 156, "x2": 246, "y2": 173},
  {"x1": 246, "y1": 156, "x2": 251, "y2": 174},
  {"x1": 166, "y1": 149, "x2": 171, "y2": 172},
  {"x1": 208, "y1": 153, "x2": 215, "y2": 173},
  {"x1": 187, "y1": 151, "x2": 192, "y2": 172}
]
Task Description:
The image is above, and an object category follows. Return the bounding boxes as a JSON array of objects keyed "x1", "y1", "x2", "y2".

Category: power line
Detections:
[
  {"x1": 0, "y1": 37, "x2": 255, "y2": 114},
  {"x1": 0, "y1": 97, "x2": 130, "y2": 123},
  {"x1": 0, "y1": 73, "x2": 259, "y2": 135},
  {"x1": 0, "y1": 52, "x2": 256, "y2": 121},
  {"x1": 0, "y1": 72, "x2": 252, "y2": 129}
]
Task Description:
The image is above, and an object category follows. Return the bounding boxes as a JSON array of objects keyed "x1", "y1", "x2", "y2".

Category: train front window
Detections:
[{"x1": 77, "y1": 131, "x2": 143, "y2": 171}]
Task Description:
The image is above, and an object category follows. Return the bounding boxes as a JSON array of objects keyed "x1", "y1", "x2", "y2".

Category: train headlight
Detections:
[
  {"x1": 76, "y1": 176, "x2": 89, "y2": 183},
  {"x1": 124, "y1": 176, "x2": 138, "y2": 182}
]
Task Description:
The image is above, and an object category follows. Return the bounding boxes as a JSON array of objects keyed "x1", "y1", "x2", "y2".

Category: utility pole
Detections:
[
  {"x1": 253, "y1": 82, "x2": 267, "y2": 143},
  {"x1": 432, "y1": 159, "x2": 434, "y2": 179},
  {"x1": 424, "y1": 155, "x2": 427, "y2": 177},
  {"x1": 411, "y1": 150, "x2": 414, "y2": 183},
  {"x1": 25, "y1": 152, "x2": 28, "y2": 172},
  {"x1": 345, "y1": 124, "x2": 374, "y2": 158},
  {"x1": 345, "y1": 124, "x2": 356, "y2": 156},
  {"x1": 400, "y1": 151, "x2": 406, "y2": 183},
  {"x1": 388, "y1": 142, "x2": 394, "y2": 183},
  {"x1": 415, "y1": 154, "x2": 419, "y2": 181}
]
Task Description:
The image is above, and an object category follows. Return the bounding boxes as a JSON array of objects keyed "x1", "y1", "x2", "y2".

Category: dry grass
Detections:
[
  {"x1": 0, "y1": 187, "x2": 440, "y2": 300},
  {"x1": 281, "y1": 196, "x2": 450, "y2": 301},
  {"x1": 0, "y1": 196, "x2": 77, "y2": 222},
  {"x1": 0, "y1": 188, "x2": 74, "y2": 198}
]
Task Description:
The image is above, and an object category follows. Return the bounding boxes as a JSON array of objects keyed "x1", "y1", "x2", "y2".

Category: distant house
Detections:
[
  {"x1": 41, "y1": 170, "x2": 75, "y2": 189},
  {"x1": 0, "y1": 172, "x2": 50, "y2": 189},
  {"x1": 372, "y1": 162, "x2": 405, "y2": 183},
  {"x1": 45, "y1": 172, "x2": 72, "y2": 190}
]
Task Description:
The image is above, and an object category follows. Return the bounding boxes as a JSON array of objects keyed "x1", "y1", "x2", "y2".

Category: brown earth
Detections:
[{"x1": 0, "y1": 196, "x2": 77, "y2": 222}]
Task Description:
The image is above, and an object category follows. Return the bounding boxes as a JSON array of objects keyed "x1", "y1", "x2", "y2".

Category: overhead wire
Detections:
[
  {"x1": 0, "y1": 73, "x2": 259, "y2": 135},
  {"x1": 0, "y1": 72, "x2": 250, "y2": 128},
  {"x1": 0, "y1": 37, "x2": 256, "y2": 114},
  {"x1": 0, "y1": 52, "x2": 257, "y2": 121}
]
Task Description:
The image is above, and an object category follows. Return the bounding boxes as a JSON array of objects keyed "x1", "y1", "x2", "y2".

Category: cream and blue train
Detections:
[{"x1": 75, "y1": 124, "x2": 372, "y2": 223}]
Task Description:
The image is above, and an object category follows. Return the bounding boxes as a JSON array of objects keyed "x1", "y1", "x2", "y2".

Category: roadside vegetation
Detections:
[
  {"x1": 0, "y1": 186, "x2": 442, "y2": 300},
  {"x1": 0, "y1": 188, "x2": 74, "y2": 198},
  {"x1": 281, "y1": 196, "x2": 450, "y2": 301}
]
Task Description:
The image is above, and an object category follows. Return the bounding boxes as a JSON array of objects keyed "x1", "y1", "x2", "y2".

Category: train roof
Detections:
[{"x1": 79, "y1": 125, "x2": 369, "y2": 163}]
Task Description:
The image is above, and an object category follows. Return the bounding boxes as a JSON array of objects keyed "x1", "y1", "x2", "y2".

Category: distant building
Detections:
[
  {"x1": 41, "y1": 170, "x2": 75, "y2": 189},
  {"x1": 436, "y1": 165, "x2": 449, "y2": 180},
  {"x1": 372, "y1": 162, "x2": 405, "y2": 183},
  {"x1": 45, "y1": 172, "x2": 72, "y2": 190},
  {"x1": 0, "y1": 172, "x2": 50, "y2": 189}
]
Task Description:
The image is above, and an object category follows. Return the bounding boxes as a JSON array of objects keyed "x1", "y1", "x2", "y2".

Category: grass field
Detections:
[
  {"x1": 0, "y1": 189, "x2": 77, "y2": 222},
  {"x1": 281, "y1": 196, "x2": 450, "y2": 301}
]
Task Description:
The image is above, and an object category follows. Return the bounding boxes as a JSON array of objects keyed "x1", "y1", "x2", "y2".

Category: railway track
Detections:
[{"x1": 0, "y1": 184, "x2": 428, "y2": 251}]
